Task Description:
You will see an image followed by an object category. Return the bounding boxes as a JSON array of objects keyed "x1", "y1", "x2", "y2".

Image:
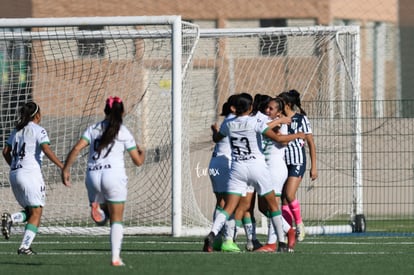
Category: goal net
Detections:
[
  {"x1": 0, "y1": 17, "x2": 361, "y2": 236},
  {"x1": 0, "y1": 16, "x2": 204, "y2": 236},
  {"x1": 189, "y1": 26, "x2": 361, "y2": 235}
]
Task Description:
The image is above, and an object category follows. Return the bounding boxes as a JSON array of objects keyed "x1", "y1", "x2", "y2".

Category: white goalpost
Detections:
[{"x1": 0, "y1": 17, "x2": 362, "y2": 237}]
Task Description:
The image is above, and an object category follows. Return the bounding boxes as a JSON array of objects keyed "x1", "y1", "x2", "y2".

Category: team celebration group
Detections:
[
  {"x1": 0, "y1": 90, "x2": 316, "y2": 265},
  {"x1": 204, "y1": 90, "x2": 317, "y2": 253}
]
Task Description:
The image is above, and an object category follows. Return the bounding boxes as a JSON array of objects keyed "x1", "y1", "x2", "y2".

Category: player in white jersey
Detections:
[
  {"x1": 255, "y1": 96, "x2": 298, "y2": 252},
  {"x1": 203, "y1": 93, "x2": 304, "y2": 253},
  {"x1": 208, "y1": 96, "x2": 240, "y2": 252},
  {"x1": 278, "y1": 90, "x2": 318, "y2": 242},
  {"x1": 2, "y1": 102, "x2": 65, "y2": 255},
  {"x1": 62, "y1": 96, "x2": 145, "y2": 266},
  {"x1": 233, "y1": 94, "x2": 272, "y2": 252}
]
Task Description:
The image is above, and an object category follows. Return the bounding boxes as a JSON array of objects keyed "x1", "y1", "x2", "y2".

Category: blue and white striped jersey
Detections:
[{"x1": 284, "y1": 113, "x2": 312, "y2": 165}]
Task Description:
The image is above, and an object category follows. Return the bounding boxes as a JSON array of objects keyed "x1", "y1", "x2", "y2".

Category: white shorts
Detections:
[
  {"x1": 208, "y1": 155, "x2": 231, "y2": 193},
  {"x1": 85, "y1": 168, "x2": 128, "y2": 204},
  {"x1": 227, "y1": 160, "x2": 273, "y2": 196},
  {"x1": 9, "y1": 168, "x2": 45, "y2": 208},
  {"x1": 266, "y1": 157, "x2": 288, "y2": 196}
]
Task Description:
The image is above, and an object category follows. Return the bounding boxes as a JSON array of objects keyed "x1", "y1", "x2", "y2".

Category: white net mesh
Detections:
[
  {"x1": 0, "y1": 18, "x2": 205, "y2": 235},
  {"x1": 0, "y1": 21, "x2": 360, "y2": 235}
]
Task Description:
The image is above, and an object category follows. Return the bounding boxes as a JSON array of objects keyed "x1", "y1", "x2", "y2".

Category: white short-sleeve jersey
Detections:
[
  {"x1": 219, "y1": 113, "x2": 268, "y2": 163},
  {"x1": 262, "y1": 121, "x2": 288, "y2": 195},
  {"x1": 6, "y1": 121, "x2": 50, "y2": 171},
  {"x1": 212, "y1": 113, "x2": 235, "y2": 159},
  {"x1": 219, "y1": 113, "x2": 273, "y2": 196},
  {"x1": 81, "y1": 121, "x2": 137, "y2": 170},
  {"x1": 208, "y1": 113, "x2": 235, "y2": 193},
  {"x1": 6, "y1": 122, "x2": 49, "y2": 207},
  {"x1": 82, "y1": 121, "x2": 137, "y2": 203}
]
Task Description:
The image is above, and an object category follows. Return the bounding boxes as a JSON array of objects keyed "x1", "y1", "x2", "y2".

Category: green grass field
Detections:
[{"x1": 1, "y1": 234, "x2": 413, "y2": 275}]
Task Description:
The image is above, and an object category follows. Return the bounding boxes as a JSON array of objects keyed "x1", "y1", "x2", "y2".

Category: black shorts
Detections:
[{"x1": 286, "y1": 163, "x2": 306, "y2": 178}]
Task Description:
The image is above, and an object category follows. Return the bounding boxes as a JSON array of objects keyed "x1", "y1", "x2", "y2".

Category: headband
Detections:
[
  {"x1": 30, "y1": 103, "x2": 39, "y2": 117},
  {"x1": 106, "y1": 96, "x2": 122, "y2": 109}
]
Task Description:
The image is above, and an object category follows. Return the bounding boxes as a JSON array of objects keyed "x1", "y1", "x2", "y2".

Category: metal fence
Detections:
[{"x1": 300, "y1": 100, "x2": 414, "y2": 233}]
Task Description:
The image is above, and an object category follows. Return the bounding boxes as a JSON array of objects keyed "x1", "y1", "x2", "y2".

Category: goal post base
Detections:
[{"x1": 351, "y1": 214, "x2": 367, "y2": 233}]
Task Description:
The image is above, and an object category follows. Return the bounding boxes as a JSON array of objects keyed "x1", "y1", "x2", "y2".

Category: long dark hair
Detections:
[
  {"x1": 16, "y1": 102, "x2": 40, "y2": 131},
  {"x1": 278, "y1": 89, "x2": 307, "y2": 115},
  {"x1": 97, "y1": 96, "x2": 124, "y2": 153},
  {"x1": 220, "y1": 94, "x2": 238, "y2": 116},
  {"x1": 233, "y1": 93, "x2": 253, "y2": 115},
  {"x1": 252, "y1": 94, "x2": 272, "y2": 115},
  {"x1": 273, "y1": 97, "x2": 287, "y2": 116}
]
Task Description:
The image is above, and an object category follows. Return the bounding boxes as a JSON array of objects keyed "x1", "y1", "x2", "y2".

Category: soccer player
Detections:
[
  {"x1": 208, "y1": 95, "x2": 239, "y2": 252},
  {"x1": 1, "y1": 102, "x2": 66, "y2": 255},
  {"x1": 233, "y1": 94, "x2": 273, "y2": 251},
  {"x1": 62, "y1": 96, "x2": 145, "y2": 266},
  {"x1": 278, "y1": 90, "x2": 318, "y2": 242},
  {"x1": 203, "y1": 93, "x2": 304, "y2": 253},
  {"x1": 255, "y1": 96, "x2": 297, "y2": 252}
]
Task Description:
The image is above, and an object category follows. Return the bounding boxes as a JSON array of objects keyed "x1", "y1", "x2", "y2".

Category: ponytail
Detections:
[
  {"x1": 97, "y1": 96, "x2": 124, "y2": 153},
  {"x1": 16, "y1": 102, "x2": 40, "y2": 131},
  {"x1": 279, "y1": 90, "x2": 307, "y2": 116}
]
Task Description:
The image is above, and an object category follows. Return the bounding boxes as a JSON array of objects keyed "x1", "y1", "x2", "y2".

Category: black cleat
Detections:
[
  {"x1": 17, "y1": 247, "x2": 37, "y2": 255},
  {"x1": 203, "y1": 232, "x2": 215, "y2": 252},
  {"x1": 277, "y1": 242, "x2": 288, "y2": 253},
  {"x1": 1, "y1": 213, "x2": 12, "y2": 240}
]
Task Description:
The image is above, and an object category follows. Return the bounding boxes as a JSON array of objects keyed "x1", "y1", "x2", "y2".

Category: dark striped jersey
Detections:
[{"x1": 285, "y1": 113, "x2": 312, "y2": 165}]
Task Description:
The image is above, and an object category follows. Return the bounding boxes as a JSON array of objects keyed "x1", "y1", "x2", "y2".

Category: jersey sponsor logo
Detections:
[
  {"x1": 88, "y1": 164, "x2": 112, "y2": 171},
  {"x1": 233, "y1": 155, "x2": 256, "y2": 161}
]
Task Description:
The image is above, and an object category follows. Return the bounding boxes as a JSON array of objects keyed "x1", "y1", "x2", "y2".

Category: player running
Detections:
[
  {"x1": 2, "y1": 102, "x2": 66, "y2": 255},
  {"x1": 62, "y1": 96, "x2": 145, "y2": 266}
]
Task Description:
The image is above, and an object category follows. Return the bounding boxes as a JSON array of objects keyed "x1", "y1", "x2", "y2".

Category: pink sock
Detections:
[
  {"x1": 282, "y1": 204, "x2": 293, "y2": 226},
  {"x1": 289, "y1": 199, "x2": 303, "y2": 225}
]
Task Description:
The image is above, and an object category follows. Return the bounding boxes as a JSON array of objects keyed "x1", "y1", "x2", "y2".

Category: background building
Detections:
[{"x1": 1, "y1": 0, "x2": 411, "y2": 106}]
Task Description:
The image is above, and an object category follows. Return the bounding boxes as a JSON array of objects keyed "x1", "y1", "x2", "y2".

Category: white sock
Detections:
[
  {"x1": 110, "y1": 222, "x2": 123, "y2": 262},
  {"x1": 211, "y1": 212, "x2": 227, "y2": 236},
  {"x1": 266, "y1": 218, "x2": 277, "y2": 244},
  {"x1": 213, "y1": 207, "x2": 221, "y2": 220},
  {"x1": 243, "y1": 222, "x2": 253, "y2": 242},
  {"x1": 270, "y1": 214, "x2": 285, "y2": 244},
  {"x1": 223, "y1": 218, "x2": 236, "y2": 241},
  {"x1": 20, "y1": 224, "x2": 37, "y2": 249},
  {"x1": 12, "y1": 211, "x2": 26, "y2": 223}
]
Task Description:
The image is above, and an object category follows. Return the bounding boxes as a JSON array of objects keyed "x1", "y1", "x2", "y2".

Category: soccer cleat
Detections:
[
  {"x1": 254, "y1": 243, "x2": 276, "y2": 252},
  {"x1": 221, "y1": 239, "x2": 241, "y2": 252},
  {"x1": 287, "y1": 228, "x2": 297, "y2": 252},
  {"x1": 277, "y1": 242, "x2": 288, "y2": 253},
  {"x1": 252, "y1": 239, "x2": 263, "y2": 250},
  {"x1": 17, "y1": 247, "x2": 36, "y2": 255},
  {"x1": 1, "y1": 212, "x2": 12, "y2": 240},
  {"x1": 111, "y1": 259, "x2": 125, "y2": 266},
  {"x1": 296, "y1": 222, "x2": 306, "y2": 242},
  {"x1": 203, "y1": 232, "x2": 215, "y2": 252},
  {"x1": 91, "y1": 202, "x2": 106, "y2": 225}
]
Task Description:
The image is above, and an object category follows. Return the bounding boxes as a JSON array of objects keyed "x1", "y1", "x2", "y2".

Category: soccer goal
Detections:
[
  {"x1": 0, "y1": 16, "x2": 204, "y2": 237},
  {"x1": 189, "y1": 25, "x2": 363, "y2": 235},
  {"x1": 0, "y1": 17, "x2": 362, "y2": 237}
]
